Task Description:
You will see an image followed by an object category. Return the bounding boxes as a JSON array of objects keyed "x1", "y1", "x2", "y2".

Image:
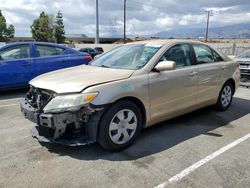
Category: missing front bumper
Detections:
[
  {"x1": 20, "y1": 98, "x2": 105, "y2": 146},
  {"x1": 31, "y1": 126, "x2": 92, "y2": 146}
]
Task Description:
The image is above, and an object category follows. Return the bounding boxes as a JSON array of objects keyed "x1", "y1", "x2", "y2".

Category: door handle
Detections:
[
  {"x1": 190, "y1": 71, "x2": 198, "y2": 77},
  {"x1": 221, "y1": 66, "x2": 226, "y2": 70},
  {"x1": 60, "y1": 60, "x2": 67, "y2": 63},
  {"x1": 21, "y1": 63, "x2": 32, "y2": 67}
]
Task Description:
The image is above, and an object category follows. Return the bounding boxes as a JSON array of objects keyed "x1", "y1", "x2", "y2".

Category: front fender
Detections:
[{"x1": 83, "y1": 74, "x2": 151, "y2": 124}]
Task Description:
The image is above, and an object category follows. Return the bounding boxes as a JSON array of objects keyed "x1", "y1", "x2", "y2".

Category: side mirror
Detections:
[{"x1": 154, "y1": 60, "x2": 176, "y2": 72}]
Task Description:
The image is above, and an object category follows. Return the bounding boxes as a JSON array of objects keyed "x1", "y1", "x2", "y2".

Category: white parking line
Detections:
[
  {"x1": 155, "y1": 133, "x2": 250, "y2": 188},
  {"x1": 0, "y1": 104, "x2": 18, "y2": 108}
]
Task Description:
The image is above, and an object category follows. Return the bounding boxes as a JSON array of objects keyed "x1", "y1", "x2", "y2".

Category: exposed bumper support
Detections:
[
  {"x1": 20, "y1": 98, "x2": 105, "y2": 146},
  {"x1": 30, "y1": 126, "x2": 91, "y2": 146}
]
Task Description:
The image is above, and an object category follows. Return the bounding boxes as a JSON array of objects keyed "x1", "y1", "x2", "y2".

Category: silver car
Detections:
[
  {"x1": 234, "y1": 50, "x2": 250, "y2": 78},
  {"x1": 20, "y1": 40, "x2": 240, "y2": 151}
]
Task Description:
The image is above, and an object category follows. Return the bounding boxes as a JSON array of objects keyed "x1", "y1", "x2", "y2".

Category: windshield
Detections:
[
  {"x1": 237, "y1": 50, "x2": 250, "y2": 58},
  {"x1": 90, "y1": 44, "x2": 161, "y2": 70}
]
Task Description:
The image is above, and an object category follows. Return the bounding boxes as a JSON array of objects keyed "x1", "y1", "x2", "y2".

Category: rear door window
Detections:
[
  {"x1": 193, "y1": 44, "x2": 224, "y2": 64},
  {"x1": 35, "y1": 45, "x2": 65, "y2": 57},
  {"x1": 193, "y1": 44, "x2": 215, "y2": 64}
]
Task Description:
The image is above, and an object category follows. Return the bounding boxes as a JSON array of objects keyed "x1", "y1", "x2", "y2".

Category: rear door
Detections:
[
  {"x1": 191, "y1": 44, "x2": 225, "y2": 104},
  {"x1": 34, "y1": 44, "x2": 69, "y2": 76},
  {"x1": 0, "y1": 44, "x2": 34, "y2": 89}
]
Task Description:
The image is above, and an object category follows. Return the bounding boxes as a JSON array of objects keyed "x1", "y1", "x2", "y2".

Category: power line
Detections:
[
  {"x1": 128, "y1": 0, "x2": 201, "y2": 13},
  {"x1": 104, "y1": 0, "x2": 199, "y2": 13}
]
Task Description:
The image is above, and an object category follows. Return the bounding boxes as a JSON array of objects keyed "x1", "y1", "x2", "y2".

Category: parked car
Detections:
[
  {"x1": 94, "y1": 47, "x2": 104, "y2": 53},
  {"x1": 234, "y1": 50, "x2": 250, "y2": 78},
  {"x1": 58, "y1": 43, "x2": 69, "y2": 47},
  {"x1": 0, "y1": 42, "x2": 92, "y2": 90},
  {"x1": 79, "y1": 47, "x2": 102, "y2": 58},
  {"x1": 0, "y1": 42, "x2": 6, "y2": 47},
  {"x1": 20, "y1": 40, "x2": 240, "y2": 151}
]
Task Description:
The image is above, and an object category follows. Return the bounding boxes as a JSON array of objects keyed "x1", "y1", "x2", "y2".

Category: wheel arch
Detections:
[
  {"x1": 89, "y1": 96, "x2": 148, "y2": 143},
  {"x1": 112, "y1": 96, "x2": 147, "y2": 128},
  {"x1": 93, "y1": 96, "x2": 147, "y2": 150},
  {"x1": 224, "y1": 78, "x2": 236, "y2": 94}
]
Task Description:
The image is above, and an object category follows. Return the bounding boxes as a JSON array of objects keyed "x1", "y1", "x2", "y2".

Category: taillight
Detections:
[{"x1": 83, "y1": 56, "x2": 93, "y2": 61}]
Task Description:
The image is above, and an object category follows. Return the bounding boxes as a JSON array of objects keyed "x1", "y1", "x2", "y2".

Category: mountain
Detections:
[{"x1": 153, "y1": 23, "x2": 250, "y2": 39}]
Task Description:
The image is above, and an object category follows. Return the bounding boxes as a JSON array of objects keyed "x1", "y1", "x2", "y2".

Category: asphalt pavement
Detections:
[{"x1": 0, "y1": 87, "x2": 249, "y2": 188}]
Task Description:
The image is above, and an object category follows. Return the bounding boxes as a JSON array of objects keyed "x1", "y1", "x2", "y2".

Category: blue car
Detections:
[{"x1": 0, "y1": 42, "x2": 92, "y2": 90}]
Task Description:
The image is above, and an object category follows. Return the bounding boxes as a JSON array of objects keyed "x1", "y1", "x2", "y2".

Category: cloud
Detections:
[
  {"x1": 156, "y1": 16, "x2": 175, "y2": 28},
  {"x1": 179, "y1": 14, "x2": 206, "y2": 26},
  {"x1": 0, "y1": 0, "x2": 250, "y2": 37}
]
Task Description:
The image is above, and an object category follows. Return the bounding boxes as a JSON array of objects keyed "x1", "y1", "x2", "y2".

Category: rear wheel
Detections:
[
  {"x1": 97, "y1": 100, "x2": 142, "y2": 151},
  {"x1": 216, "y1": 82, "x2": 233, "y2": 111}
]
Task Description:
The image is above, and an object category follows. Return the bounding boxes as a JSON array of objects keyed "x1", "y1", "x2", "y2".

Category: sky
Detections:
[{"x1": 1, "y1": 0, "x2": 250, "y2": 37}]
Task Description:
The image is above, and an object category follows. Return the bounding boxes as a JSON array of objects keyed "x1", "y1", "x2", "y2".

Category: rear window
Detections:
[{"x1": 237, "y1": 50, "x2": 250, "y2": 58}]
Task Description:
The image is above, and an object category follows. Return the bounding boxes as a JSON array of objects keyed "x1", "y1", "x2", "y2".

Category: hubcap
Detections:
[
  {"x1": 221, "y1": 85, "x2": 232, "y2": 107},
  {"x1": 109, "y1": 109, "x2": 137, "y2": 145}
]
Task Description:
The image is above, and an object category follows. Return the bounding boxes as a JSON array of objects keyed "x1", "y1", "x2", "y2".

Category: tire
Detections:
[
  {"x1": 216, "y1": 82, "x2": 234, "y2": 111},
  {"x1": 97, "y1": 100, "x2": 142, "y2": 151}
]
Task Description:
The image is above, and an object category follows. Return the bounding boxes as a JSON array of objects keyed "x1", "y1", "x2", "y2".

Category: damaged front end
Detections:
[{"x1": 20, "y1": 86, "x2": 104, "y2": 146}]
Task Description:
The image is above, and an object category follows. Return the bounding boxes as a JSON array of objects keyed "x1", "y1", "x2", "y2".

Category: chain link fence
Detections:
[
  {"x1": 76, "y1": 42, "x2": 250, "y2": 56},
  {"x1": 211, "y1": 43, "x2": 250, "y2": 56}
]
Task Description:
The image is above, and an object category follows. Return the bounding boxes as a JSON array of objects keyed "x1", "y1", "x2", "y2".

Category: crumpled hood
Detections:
[{"x1": 30, "y1": 65, "x2": 134, "y2": 93}]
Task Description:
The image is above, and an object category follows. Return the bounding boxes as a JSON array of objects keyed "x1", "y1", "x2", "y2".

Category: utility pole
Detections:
[
  {"x1": 124, "y1": 0, "x2": 127, "y2": 44},
  {"x1": 205, "y1": 10, "x2": 213, "y2": 42},
  {"x1": 95, "y1": 0, "x2": 99, "y2": 44}
]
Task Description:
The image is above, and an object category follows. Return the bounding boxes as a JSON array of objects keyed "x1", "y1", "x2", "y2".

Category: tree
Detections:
[
  {"x1": 0, "y1": 11, "x2": 6, "y2": 40},
  {"x1": 31, "y1": 11, "x2": 54, "y2": 42},
  {"x1": 0, "y1": 10, "x2": 15, "y2": 41},
  {"x1": 48, "y1": 14, "x2": 55, "y2": 42},
  {"x1": 54, "y1": 11, "x2": 65, "y2": 43},
  {"x1": 5, "y1": 24, "x2": 15, "y2": 39}
]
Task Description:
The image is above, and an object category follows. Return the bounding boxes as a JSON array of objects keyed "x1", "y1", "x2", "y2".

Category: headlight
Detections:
[{"x1": 43, "y1": 92, "x2": 98, "y2": 113}]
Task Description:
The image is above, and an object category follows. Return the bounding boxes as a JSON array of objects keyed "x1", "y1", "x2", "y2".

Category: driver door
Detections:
[
  {"x1": 0, "y1": 44, "x2": 34, "y2": 89},
  {"x1": 148, "y1": 43, "x2": 198, "y2": 124}
]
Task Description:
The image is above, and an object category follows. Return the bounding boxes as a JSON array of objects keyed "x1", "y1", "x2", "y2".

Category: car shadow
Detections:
[
  {"x1": 0, "y1": 88, "x2": 28, "y2": 100},
  {"x1": 40, "y1": 97, "x2": 250, "y2": 161}
]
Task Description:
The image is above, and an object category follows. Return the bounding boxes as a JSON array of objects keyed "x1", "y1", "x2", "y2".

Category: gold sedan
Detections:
[{"x1": 21, "y1": 40, "x2": 241, "y2": 151}]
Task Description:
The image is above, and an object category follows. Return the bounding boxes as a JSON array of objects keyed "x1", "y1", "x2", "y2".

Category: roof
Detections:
[
  {"x1": 0, "y1": 41, "x2": 67, "y2": 50},
  {"x1": 130, "y1": 39, "x2": 205, "y2": 46}
]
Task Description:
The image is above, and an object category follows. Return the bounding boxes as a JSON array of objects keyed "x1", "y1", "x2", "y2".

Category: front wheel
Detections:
[
  {"x1": 216, "y1": 82, "x2": 234, "y2": 111},
  {"x1": 97, "y1": 100, "x2": 142, "y2": 151}
]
